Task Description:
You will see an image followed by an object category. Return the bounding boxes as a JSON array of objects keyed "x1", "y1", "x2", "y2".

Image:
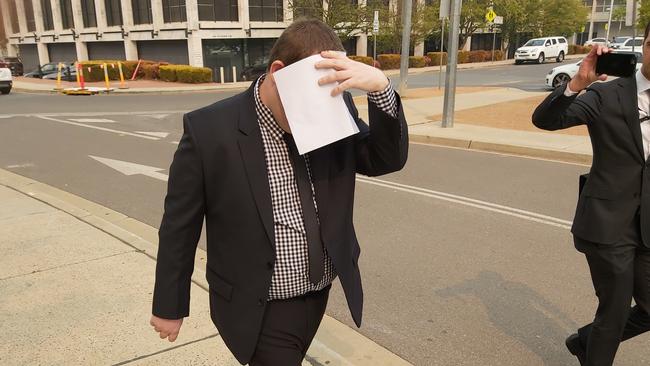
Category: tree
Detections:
[
  {"x1": 639, "y1": 0, "x2": 650, "y2": 31},
  {"x1": 368, "y1": 0, "x2": 439, "y2": 54},
  {"x1": 612, "y1": 4, "x2": 627, "y2": 35},
  {"x1": 459, "y1": 0, "x2": 491, "y2": 50},
  {"x1": 537, "y1": 0, "x2": 588, "y2": 38},
  {"x1": 287, "y1": 0, "x2": 369, "y2": 42}
]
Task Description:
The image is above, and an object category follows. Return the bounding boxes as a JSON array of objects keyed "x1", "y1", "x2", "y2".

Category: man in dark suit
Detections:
[
  {"x1": 532, "y1": 30, "x2": 650, "y2": 366},
  {"x1": 149, "y1": 19, "x2": 408, "y2": 365}
]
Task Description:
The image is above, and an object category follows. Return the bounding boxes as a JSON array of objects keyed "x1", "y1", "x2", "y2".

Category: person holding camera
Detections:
[{"x1": 532, "y1": 27, "x2": 650, "y2": 366}]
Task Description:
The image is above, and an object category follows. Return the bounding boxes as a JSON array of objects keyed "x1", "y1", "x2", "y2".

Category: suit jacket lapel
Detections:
[
  {"x1": 237, "y1": 84, "x2": 275, "y2": 250},
  {"x1": 308, "y1": 146, "x2": 331, "y2": 226},
  {"x1": 618, "y1": 77, "x2": 645, "y2": 162}
]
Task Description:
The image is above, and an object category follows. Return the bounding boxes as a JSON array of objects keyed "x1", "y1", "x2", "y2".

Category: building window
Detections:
[
  {"x1": 198, "y1": 0, "x2": 239, "y2": 22},
  {"x1": 105, "y1": 0, "x2": 123, "y2": 26},
  {"x1": 60, "y1": 0, "x2": 74, "y2": 29},
  {"x1": 40, "y1": 0, "x2": 54, "y2": 30},
  {"x1": 162, "y1": 0, "x2": 186, "y2": 23},
  {"x1": 24, "y1": 0, "x2": 36, "y2": 32},
  {"x1": 9, "y1": 0, "x2": 19, "y2": 33},
  {"x1": 249, "y1": 0, "x2": 282, "y2": 22},
  {"x1": 81, "y1": 0, "x2": 97, "y2": 28},
  {"x1": 132, "y1": 0, "x2": 153, "y2": 24}
]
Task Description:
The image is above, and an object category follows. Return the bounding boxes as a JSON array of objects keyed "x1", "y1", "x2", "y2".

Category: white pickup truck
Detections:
[{"x1": 0, "y1": 67, "x2": 12, "y2": 94}]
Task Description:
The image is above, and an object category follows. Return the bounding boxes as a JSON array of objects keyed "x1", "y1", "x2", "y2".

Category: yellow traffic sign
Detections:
[{"x1": 486, "y1": 9, "x2": 497, "y2": 23}]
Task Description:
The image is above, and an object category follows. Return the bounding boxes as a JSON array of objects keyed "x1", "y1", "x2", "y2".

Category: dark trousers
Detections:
[
  {"x1": 249, "y1": 286, "x2": 330, "y2": 366},
  {"x1": 574, "y1": 213, "x2": 650, "y2": 366}
]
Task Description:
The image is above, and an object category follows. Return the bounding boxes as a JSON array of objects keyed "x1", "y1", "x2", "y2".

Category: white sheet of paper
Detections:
[{"x1": 273, "y1": 54, "x2": 360, "y2": 155}]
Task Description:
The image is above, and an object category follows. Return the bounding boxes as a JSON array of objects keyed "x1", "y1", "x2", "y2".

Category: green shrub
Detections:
[
  {"x1": 469, "y1": 50, "x2": 489, "y2": 63},
  {"x1": 348, "y1": 55, "x2": 374, "y2": 65},
  {"x1": 569, "y1": 45, "x2": 592, "y2": 55},
  {"x1": 158, "y1": 65, "x2": 213, "y2": 83},
  {"x1": 409, "y1": 56, "x2": 427, "y2": 68},
  {"x1": 427, "y1": 52, "x2": 448, "y2": 66},
  {"x1": 159, "y1": 65, "x2": 177, "y2": 82},
  {"x1": 377, "y1": 54, "x2": 401, "y2": 70}
]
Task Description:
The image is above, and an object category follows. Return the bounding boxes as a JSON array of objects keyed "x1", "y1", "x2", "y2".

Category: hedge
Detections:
[
  {"x1": 568, "y1": 45, "x2": 592, "y2": 55},
  {"x1": 159, "y1": 65, "x2": 213, "y2": 83},
  {"x1": 377, "y1": 54, "x2": 401, "y2": 70},
  {"x1": 348, "y1": 55, "x2": 374, "y2": 65},
  {"x1": 427, "y1": 52, "x2": 448, "y2": 66},
  {"x1": 78, "y1": 60, "x2": 163, "y2": 82},
  {"x1": 409, "y1": 56, "x2": 427, "y2": 68}
]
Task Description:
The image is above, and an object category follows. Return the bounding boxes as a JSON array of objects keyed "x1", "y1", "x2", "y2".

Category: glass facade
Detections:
[
  {"x1": 132, "y1": 0, "x2": 153, "y2": 24},
  {"x1": 60, "y1": 0, "x2": 74, "y2": 29},
  {"x1": 162, "y1": 0, "x2": 187, "y2": 23},
  {"x1": 249, "y1": 0, "x2": 283, "y2": 22},
  {"x1": 24, "y1": 0, "x2": 36, "y2": 32},
  {"x1": 198, "y1": 0, "x2": 239, "y2": 22},
  {"x1": 40, "y1": 0, "x2": 54, "y2": 30},
  {"x1": 81, "y1": 0, "x2": 97, "y2": 28},
  {"x1": 105, "y1": 0, "x2": 123, "y2": 26},
  {"x1": 203, "y1": 38, "x2": 276, "y2": 82}
]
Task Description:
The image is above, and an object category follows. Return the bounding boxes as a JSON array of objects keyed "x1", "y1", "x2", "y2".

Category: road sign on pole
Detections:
[
  {"x1": 373, "y1": 10, "x2": 379, "y2": 34},
  {"x1": 440, "y1": 0, "x2": 450, "y2": 19},
  {"x1": 485, "y1": 9, "x2": 496, "y2": 23}
]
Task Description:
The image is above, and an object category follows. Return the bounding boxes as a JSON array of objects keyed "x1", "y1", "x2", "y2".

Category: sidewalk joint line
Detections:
[
  {"x1": 0, "y1": 250, "x2": 136, "y2": 282},
  {"x1": 110, "y1": 333, "x2": 220, "y2": 365}
]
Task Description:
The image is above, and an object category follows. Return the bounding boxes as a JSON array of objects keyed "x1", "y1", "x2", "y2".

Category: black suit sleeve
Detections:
[
  {"x1": 532, "y1": 83, "x2": 603, "y2": 131},
  {"x1": 152, "y1": 114, "x2": 206, "y2": 319},
  {"x1": 344, "y1": 92, "x2": 409, "y2": 177}
]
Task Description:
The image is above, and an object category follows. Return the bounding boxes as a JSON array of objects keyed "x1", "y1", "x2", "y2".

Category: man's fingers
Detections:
[
  {"x1": 320, "y1": 50, "x2": 345, "y2": 59},
  {"x1": 315, "y1": 59, "x2": 346, "y2": 71},
  {"x1": 168, "y1": 331, "x2": 179, "y2": 342},
  {"x1": 331, "y1": 79, "x2": 354, "y2": 96},
  {"x1": 319, "y1": 70, "x2": 352, "y2": 85},
  {"x1": 598, "y1": 74, "x2": 608, "y2": 81},
  {"x1": 159, "y1": 331, "x2": 170, "y2": 339}
]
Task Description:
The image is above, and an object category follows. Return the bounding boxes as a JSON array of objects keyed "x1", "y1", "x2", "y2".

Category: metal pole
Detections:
[
  {"x1": 374, "y1": 34, "x2": 377, "y2": 62},
  {"x1": 606, "y1": 0, "x2": 615, "y2": 41},
  {"x1": 633, "y1": 0, "x2": 638, "y2": 52},
  {"x1": 442, "y1": 0, "x2": 461, "y2": 128},
  {"x1": 491, "y1": 25, "x2": 496, "y2": 61},
  {"x1": 398, "y1": 0, "x2": 413, "y2": 95},
  {"x1": 439, "y1": 17, "x2": 445, "y2": 89}
]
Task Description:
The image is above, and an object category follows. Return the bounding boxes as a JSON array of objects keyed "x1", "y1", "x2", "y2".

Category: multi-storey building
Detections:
[{"x1": 0, "y1": 0, "x2": 372, "y2": 81}]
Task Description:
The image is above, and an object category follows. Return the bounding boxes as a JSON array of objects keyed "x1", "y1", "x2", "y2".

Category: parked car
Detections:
[
  {"x1": 616, "y1": 37, "x2": 644, "y2": 52},
  {"x1": 24, "y1": 62, "x2": 72, "y2": 78},
  {"x1": 545, "y1": 51, "x2": 642, "y2": 88},
  {"x1": 42, "y1": 65, "x2": 76, "y2": 82},
  {"x1": 515, "y1": 36, "x2": 569, "y2": 64},
  {"x1": 0, "y1": 67, "x2": 13, "y2": 94},
  {"x1": 0, "y1": 57, "x2": 23, "y2": 76},
  {"x1": 610, "y1": 36, "x2": 632, "y2": 49},
  {"x1": 584, "y1": 38, "x2": 609, "y2": 47}
]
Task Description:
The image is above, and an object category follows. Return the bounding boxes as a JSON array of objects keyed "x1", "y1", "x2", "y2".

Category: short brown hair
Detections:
[{"x1": 267, "y1": 18, "x2": 345, "y2": 70}]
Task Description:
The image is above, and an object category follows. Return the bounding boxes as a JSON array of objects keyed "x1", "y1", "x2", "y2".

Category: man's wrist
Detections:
[{"x1": 567, "y1": 79, "x2": 587, "y2": 94}]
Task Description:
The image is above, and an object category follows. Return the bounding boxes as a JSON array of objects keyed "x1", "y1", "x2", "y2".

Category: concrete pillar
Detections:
[
  {"x1": 94, "y1": 0, "x2": 108, "y2": 28},
  {"x1": 151, "y1": 0, "x2": 164, "y2": 28},
  {"x1": 284, "y1": 0, "x2": 293, "y2": 22},
  {"x1": 71, "y1": 0, "x2": 88, "y2": 61},
  {"x1": 51, "y1": 0, "x2": 64, "y2": 32},
  {"x1": 356, "y1": 34, "x2": 368, "y2": 56},
  {"x1": 124, "y1": 40, "x2": 138, "y2": 60},
  {"x1": 187, "y1": 36, "x2": 203, "y2": 67},
  {"x1": 186, "y1": 0, "x2": 199, "y2": 30},
  {"x1": 15, "y1": 0, "x2": 29, "y2": 34},
  {"x1": 0, "y1": 0, "x2": 14, "y2": 36},
  {"x1": 32, "y1": 0, "x2": 46, "y2": 33},
  {"x1": 240, "y1": 0, "x2": 250, "y2": 26},
  {"x1": 413, "y1": 0, "x2": 424, "y2": 56},
  {"x1": 37, "y1": 43, "x2": 50, "y2": 64}
]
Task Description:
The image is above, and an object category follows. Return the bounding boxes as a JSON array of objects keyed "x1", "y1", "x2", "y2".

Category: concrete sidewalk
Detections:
[{"x1": 0, "y1": 169, "x2": 412, "y2": 366}]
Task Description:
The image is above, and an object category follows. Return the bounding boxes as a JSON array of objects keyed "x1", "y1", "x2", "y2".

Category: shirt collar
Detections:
[
  {"x1": 636, "y1": 69, "x2": 650, "y2": 95},
  {"x1": 254, "y1": 74, "x2": 285, "y2": 141}
]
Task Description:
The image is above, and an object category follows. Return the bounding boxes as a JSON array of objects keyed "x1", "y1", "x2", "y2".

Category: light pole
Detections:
[
  {"x1": 606, "y1": 0, "x2": 615, "y2": 41},
  {"x1": 398, "y1": 0, "x2": 413, "y2": 95},
  {"x1": 442, "y1": 0, "x2": 462, "y2": 128}
]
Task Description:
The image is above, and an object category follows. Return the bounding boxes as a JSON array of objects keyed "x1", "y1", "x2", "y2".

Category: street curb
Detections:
[
  {"x1": 409, "y1": 134, "x2": 593, "y2": 165},
  {"x1": 0, "y1": 168, "x2": 413, "y2": 366}
]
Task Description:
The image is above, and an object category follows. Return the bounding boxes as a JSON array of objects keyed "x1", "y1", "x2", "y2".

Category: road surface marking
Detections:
[
  {"x1": 6, "y1": 163, "x2": 35, "y2": 169},
  {"x1": 141, "y1": 114, "x2": 170, "y2": 120},
  {"x1": 135, "y1": 131, "x2": 170, "y2": 138},
  {"x1": 0, "y1": 110, "x2": 188, "y2": 118},
  {"x1": 357, "y1": 176, "x2": 573, "y2": 230},
  {"x1": 89, "y1": 156, "x2": 168, "y2": 182},
  {"x1": 68, "y1": 118, "x2": 116, "y2": 123},
  {"x1": 35, "y1": 115, "x2": 160, "y2": 140}
]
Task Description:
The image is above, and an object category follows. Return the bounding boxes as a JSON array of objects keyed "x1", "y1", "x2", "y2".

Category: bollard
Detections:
[
  {"x1": 131, "y1": 59, "x2": 142, "y2": 80},
  {"x1": 232, "y1": 66, "x2": 237, "y2": 83},
  {"x1": 117, "y1": 62, "x2": 128, "y2": 89},
  {"x1": 220, "y1": 67, "x2": 225, "y2": 84},
  {"x1": 55, "y1": 62, "x2": 63, "y2": 91},
  {"x1": 102, "y1": 63, "x2": 111, "y2": 92},
  {"x1": 75, "y1": 62, "x2": 80, "y2": 85},
  {"x1": 78, "y1": 63, "x2": 86, "y2": 90}
]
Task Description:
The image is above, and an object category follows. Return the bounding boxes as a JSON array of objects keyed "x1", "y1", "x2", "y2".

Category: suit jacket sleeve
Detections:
[
  {"x1": 532, "y1": 83, "x2": 603, "y2": 131},
  {"x1": 345, "y1": 91, "x2": 409, "y2": 177},
  {"x1": 152, "y1": 114, "x2": 206, "y2": 319}
]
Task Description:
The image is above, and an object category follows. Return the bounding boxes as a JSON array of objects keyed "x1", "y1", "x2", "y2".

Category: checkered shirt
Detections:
[{"x1": 254, "y1": 74, "x2": 397, "y2": 300}]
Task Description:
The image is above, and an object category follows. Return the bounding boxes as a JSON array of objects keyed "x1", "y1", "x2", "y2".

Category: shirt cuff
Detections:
[
  {"x1": 564, "y1": 83, "x2": 578, "y2": 97},
  {"x1": 367, "y1": 80, "x2": 398, "y2": 118}
]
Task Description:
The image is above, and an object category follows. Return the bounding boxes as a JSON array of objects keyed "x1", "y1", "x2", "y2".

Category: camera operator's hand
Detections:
[{"x1": 568, "y1": 44, "x2": 611, "y2": 92}]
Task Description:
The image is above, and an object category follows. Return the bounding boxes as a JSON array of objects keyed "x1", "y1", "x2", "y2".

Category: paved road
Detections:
[{"x1": 1, "y1": 87, "x2": 648, "y2": 365}]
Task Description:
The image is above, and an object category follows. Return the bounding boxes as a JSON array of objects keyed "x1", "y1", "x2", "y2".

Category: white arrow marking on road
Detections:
[
  {"x1": 135, "y1": 131, "x2": 170, "y2": 138},
  {"x1": 69, "y1": 118, "x2": 116, "y2": 123},
  {"x1": 89, "y1": 155, "x2": 169, "y2": 182}
]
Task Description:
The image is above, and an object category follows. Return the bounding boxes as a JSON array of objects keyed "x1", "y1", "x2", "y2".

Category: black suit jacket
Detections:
[
  {"x1": 532, "y1": 78, "x2": 649, "y2": 246},
  {"x1": 152, "y1": 82, "x2": 409, "y2": 364}
]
